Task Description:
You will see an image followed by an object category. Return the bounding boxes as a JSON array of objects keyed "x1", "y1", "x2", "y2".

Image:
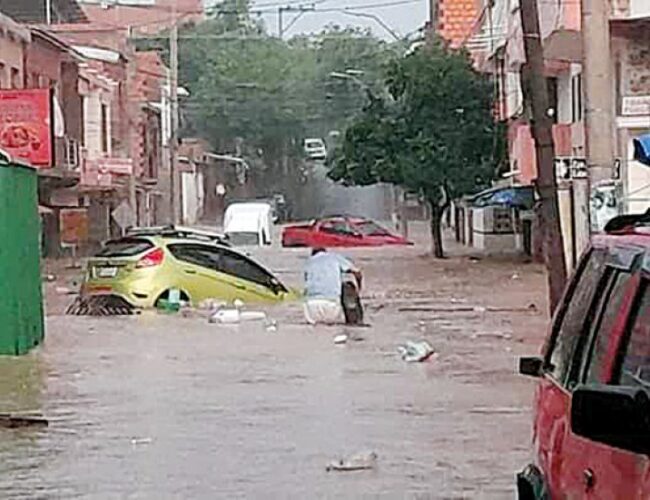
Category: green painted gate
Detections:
[{"x1": 0, "y1": 159, "x2": 44, "y2": 355}]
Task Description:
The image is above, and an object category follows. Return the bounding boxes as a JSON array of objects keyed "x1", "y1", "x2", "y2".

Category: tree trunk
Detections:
[
  {"x1": 520, "y1": 0, "x2": 568, "y2": 314},
  {"x1": 429, "y1": 202, "x2": 445, "y2": 258}
]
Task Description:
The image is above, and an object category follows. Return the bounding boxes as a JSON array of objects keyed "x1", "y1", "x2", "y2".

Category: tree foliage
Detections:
[
  {"x1": 329, "y1": 43, "x2": 506, "y2": 257},
  {"x1": 164, "y1": 6, "x2": 397, "y2": 211},
  {"x1": 134, "y1": 1, "x2": 397, "y2": 216}
]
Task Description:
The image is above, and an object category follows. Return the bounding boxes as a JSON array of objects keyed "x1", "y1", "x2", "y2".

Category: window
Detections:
[
  {"x1": 545, "y1": 250, "x2": 607, "y2": 384},
  {"x1": 355, "y1": 220, "x2": 390, "y2": 236},
  {"x1": 583, "y1": 270, "x2": 634, "y2": 384},
  {"x1": 618, "y1": 282, "x2": 650, "y2": 388},
  {"x1": 0, "y1": 63, "x2": 6, "y2": 89},
  {"x1": 218, "y1": 249, "x2": 279, "y2": 290},
  {"x1": 101, "y1": 104, "x2": 109, "y2": 153},
  {"x1": 96, "y1": 238, "x2": 153, "y2": 257},
  {"x1": 320, "y1": 219, "x2": 352, "y2": 235},
  {"x1": 227, "y1": 233, "x2": 260, "y2": 246},
  {"x1": 10, "y1": 68, "x2": 20, "y2": 89},
  {"x1": 168, "y1": 244, "x2": 221, "y2": 270},
  {"x1": 571, "y1": 74, "x2": 583, "y2": 123},
  {"x1": 547, "y1": 77, "x2": 558, "y2": 124},
  {"x1": 168, "y1": 244, "x2": 285, "y2": 292}
]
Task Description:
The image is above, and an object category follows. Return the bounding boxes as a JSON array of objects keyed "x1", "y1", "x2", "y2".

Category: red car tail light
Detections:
[{"x1": 136, "y1": 247, "x2": 165, "y2": 268}]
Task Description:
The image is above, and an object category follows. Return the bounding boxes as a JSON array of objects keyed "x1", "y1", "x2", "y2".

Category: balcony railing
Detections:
[{"x1": 54, "y1": 136, "x2": 80, "y2": 171}]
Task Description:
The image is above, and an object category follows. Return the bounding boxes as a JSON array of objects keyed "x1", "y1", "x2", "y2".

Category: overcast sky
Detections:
[{"x1": 206, "y1": 0, "x2": 429, "y2": 40}]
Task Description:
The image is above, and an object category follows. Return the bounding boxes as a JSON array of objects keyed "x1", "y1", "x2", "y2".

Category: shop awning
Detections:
[
  {"x1": 468, "y1": 185, "x2": 536, "y2": 210},
  {"x1": 633, "y1": 133, "x2": 650, "y2": 167}
]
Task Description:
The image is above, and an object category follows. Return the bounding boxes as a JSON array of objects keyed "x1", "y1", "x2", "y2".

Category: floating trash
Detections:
[
  {"x1": 398, "y1": 340, "x2": 435, "y2": 363},
  {"x1": 326, "y1": 451, "x2": 378, "y2": 472}
]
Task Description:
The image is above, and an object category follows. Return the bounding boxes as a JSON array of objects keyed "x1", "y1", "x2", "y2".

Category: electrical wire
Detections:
[{"x1": 208, "y1": 0, "x2": 424, "y2": 14}]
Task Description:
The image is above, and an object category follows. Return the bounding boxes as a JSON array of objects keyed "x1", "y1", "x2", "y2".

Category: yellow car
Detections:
[{"x1": 80, "y1": 232, "x2": 296, "y2": 309}]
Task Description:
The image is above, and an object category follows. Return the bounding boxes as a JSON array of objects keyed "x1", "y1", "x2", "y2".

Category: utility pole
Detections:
[
  {"x1": 278, "y1": 6, "x2": 314, "y2": 39},
  {"x1": 46, "y1": 0, "x2": 52, "y2": 24},
  {"x1": 519, "y1": 0, "x2": 567, "y2": 314},
  {"x1": 581, "y1": 0, "x2": 614, "y2": 242},
  {"x1": 169, "y1": 15, "x2": 180, "y2": 224},
  {"x1": 427, "y1": 0, "x2": 438, "y2": 42},
  {"x1": 278, "y1": 7, "x2": 284, "y2": 39}
]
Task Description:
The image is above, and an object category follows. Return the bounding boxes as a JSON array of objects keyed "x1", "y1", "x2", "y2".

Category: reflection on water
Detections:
[
  {"x1": 0, "y1": 354, "x2": 44, "y2": 414},
  {"x1": 0, "y1": 353, "x2": 47, "y2": 496}
]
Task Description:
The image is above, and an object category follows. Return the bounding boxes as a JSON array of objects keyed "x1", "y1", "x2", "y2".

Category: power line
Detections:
[{"x1": 207, "y1": 0, "x2": 423, "y2": 15}]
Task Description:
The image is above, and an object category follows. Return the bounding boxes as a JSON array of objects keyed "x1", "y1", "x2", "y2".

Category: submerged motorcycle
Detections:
[{"x1": 341, "y1": 270, "x2": 364, "y2": 325}]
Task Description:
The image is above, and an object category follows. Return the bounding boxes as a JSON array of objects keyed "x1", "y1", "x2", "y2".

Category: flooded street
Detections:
[{"x1": 0, "y1": 227, "x2": 548, "y2": 498}]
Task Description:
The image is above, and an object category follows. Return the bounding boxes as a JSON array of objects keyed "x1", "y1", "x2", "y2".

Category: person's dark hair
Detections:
[{"x1": 311, "y1": 247, "x2": 326, "y2": 256}]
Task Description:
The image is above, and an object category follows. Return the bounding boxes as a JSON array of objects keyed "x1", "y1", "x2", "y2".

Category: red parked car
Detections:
[
  {"x1": 517, "y1": 212, "x2": 650, "y2": 499},
  {"x1": 281, "y1": 216, "x2": 412, "y2": 248}
]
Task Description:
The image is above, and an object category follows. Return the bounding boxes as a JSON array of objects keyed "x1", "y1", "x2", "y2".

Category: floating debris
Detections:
[
  {"x1": 0, "y1": 414, "x2": 48, "y2": 429},
  {"x1": 326, "y1": 451, "x2": 378, "y2": 472},
  {"x1": 209, "y1": 309, "x2": 267, "y2": 324},
  {"x1": 398, "y1": 341, "x2": 435, "y2": 363},
  {"x1": 265, "y1": 320, "x2": 279, "y2": 333},
  {"x1": 471, "y1": 332, "x2": 513, "y2": 340},
  {"x1": 130, "y1": 437, "x2": 153, "y2": 446}
]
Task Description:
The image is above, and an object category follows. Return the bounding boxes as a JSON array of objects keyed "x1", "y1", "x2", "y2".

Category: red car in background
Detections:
[
  {"x1": 281, "y1": 216, "x2": 412, "y2": 248},
  {"x1": 517, "y1": 211, "x2": 650, "y2": 499}
]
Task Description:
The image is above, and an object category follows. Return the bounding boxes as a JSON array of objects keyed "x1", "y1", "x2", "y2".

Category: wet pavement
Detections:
[{"x1": 1, "y1": 225, "x2": 548, "y2": 498}]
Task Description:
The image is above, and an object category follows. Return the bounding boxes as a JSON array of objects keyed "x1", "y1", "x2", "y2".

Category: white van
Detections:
[
  {"x1": 223, "y1": 202, "x2": 273, "y2": 247},
  {"x1": 303, "y1": 138, "x2": 327, "y2": 160}
]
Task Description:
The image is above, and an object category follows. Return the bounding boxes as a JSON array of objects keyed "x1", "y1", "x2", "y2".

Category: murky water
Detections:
[{"x1": 1, "y1": 230, "x2": 547, "y2": 498}]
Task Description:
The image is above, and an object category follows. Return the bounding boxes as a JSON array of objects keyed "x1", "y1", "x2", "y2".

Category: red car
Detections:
[
  {"x1": 517, "y1": 212, "x2": 650, "y2": 499},
  {"x1": 281, "y1": 216, "x2": 412, "y2": 248}
]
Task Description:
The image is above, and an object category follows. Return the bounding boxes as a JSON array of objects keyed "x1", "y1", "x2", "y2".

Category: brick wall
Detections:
[{"x1": 438, "y1": 0, "x2": 480, "y2": 48}]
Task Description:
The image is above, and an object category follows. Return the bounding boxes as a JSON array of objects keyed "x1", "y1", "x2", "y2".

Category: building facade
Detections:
[
  {"x1": 0, "y1": 0, "x2": 86, "y2": 24},
  {"x1": 611, "y1": 5, "x2": 650, "y2": 215},
  {"x1": 451, "y1": 0, "x2": 650, "y2": 266},
  {"x1": 79, "y1": 0, "x2": 203, "y2": 35}
]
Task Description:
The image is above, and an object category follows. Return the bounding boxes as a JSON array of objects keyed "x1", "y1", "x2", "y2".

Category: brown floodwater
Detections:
[{"x1": 1, "y1": 229, "x2": 547, "y2": 498}]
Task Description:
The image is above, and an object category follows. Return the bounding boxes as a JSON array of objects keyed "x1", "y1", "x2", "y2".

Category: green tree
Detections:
[
  {"x1": 138, "y1": 0, "x2": 401, "y2": 217},
  {"x1": 329, "y1": 44, "x2": 505, "y2": 257},
  {"x1": 168, "y1": 10, "x2": 393, "y2": 215}
]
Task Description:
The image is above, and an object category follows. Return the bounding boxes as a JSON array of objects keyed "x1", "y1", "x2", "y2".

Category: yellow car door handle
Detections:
[
  {"x1": 184, "y1": 269, "x2": 197, "y2": 275},
  {"x1": 233, "y1": 283, "x2": 246, "y2": 290}
]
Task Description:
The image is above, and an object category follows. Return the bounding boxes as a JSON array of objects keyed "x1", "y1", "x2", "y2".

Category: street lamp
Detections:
[
  {"x1": 329, "y1": 71, "x2": 368, "y2": 89},
  {"x1": 329, "y1": 70, "x2": 375, "y2": 101},
  {"x1": 204, "y1": 152, "x2": 251, "y2": 186}
]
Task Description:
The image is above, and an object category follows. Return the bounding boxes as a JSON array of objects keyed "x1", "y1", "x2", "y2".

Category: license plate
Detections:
[{"x1": 96, "y1": 266, "x2": 117, "y2": 278}]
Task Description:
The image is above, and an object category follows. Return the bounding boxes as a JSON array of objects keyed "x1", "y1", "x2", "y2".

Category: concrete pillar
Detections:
[{"x1": 582, "y1": 0, "x2": 615, "y2": 246}]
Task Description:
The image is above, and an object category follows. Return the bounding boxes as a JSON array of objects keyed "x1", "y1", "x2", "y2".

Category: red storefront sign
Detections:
[{"x1": 0, "y1": 89, "x2": 52, "y2": 167}]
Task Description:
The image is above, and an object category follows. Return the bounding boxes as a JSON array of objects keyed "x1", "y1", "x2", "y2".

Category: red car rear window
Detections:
[{"x1": 619, "y1": 282, "x2": 650, "y2": 387}]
